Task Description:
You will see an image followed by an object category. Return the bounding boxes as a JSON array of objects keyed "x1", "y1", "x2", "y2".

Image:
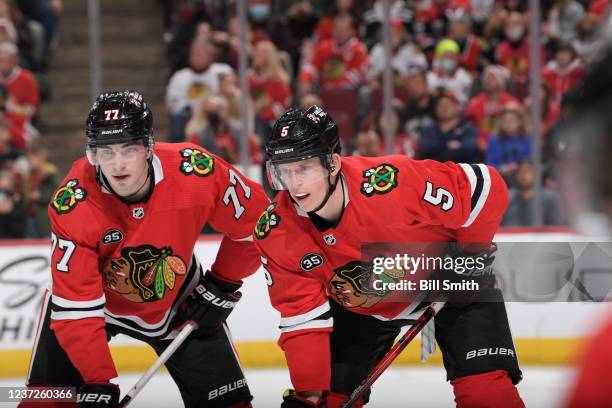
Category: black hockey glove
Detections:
[
  {"x1": 181, "y1": 270, "x2": 242, "y2": 332},
  {"x1": 77, "y1": 383, "x2": 119, "y2": 407},
  {"x1": 281, "y1": 389, "x2": 325, "y2": 407},
  {"x1": 440, "y1": 243, "x2": 498, "y2": 303}
]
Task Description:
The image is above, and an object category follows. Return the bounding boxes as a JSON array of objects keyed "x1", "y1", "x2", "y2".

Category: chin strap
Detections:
[{"x1": 310, "y1": 168, "x2": 341, "y2": 213}]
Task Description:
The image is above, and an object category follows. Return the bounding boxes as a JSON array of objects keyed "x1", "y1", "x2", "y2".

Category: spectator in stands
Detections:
[
  {"x1": 0, "y1": 167, "x2": 26, "y2": 238},
  {"x1": 523, "y1": 82, "x2": 561, "y2": 138},
  {"x1": 465, "y1": 64, "x2": 518, "y2": 148},
  {"x1": 0, "y1": 42, "x2": 39, "y2": 146},
  {"x1": 313, "y1": 0, "x2": 363, "y2": 46},
  {"x1": 21, "y1": 144, "x2": 58, "y2": 237},
  {"x1": 427, "y1": 38, "x2": 473, "y2": 103},
  {"x1": 268, "y1": 0, "x2": 318, "y2": 82},
  {"x1": 0, "y1": 0, "x2": 44, "y2": 72},
  {"x1": 0, "y1": 109, "x2": 20, "y2": 164},
  {"x1": 402, "y1": 69, "x2": 436, "y2": 142},
  {"x1": 372, "y1": 107, "x2": 417, "y2": 157},
  {"x1": 186, "y1": 94, "x2": 261, "y2": 164},
  {"x1": 418, "y1": 90, "x2": 479, "y2": 163},
  {"x1": 367, "y1": 19, "x2": 427, "y2": 88},
  {"x1": 14, "y1": 0, "x2": 63, "y2": 56},
  {"x1": 447, "y1": 9, "x2": 483, "y2": 73},
  {"x1": 572, "y1": 13, "x2": 600, "y2": 63},
  {"x1": 541, "y1": 42, "x2": 585, "y2": 104},
  {"x1": 298, "y1": 12, "x2": 368, "y2": 97},
  {"x1": 249, "y1": 40, "x2": 291, "y2": 127},
  {"x1": 354, "y1": 129, "x2": 382, "y2": 157},
  {"x1": 496, "y1": 11, "x2": 545, "y2": 98},
  {"x1": 361, "y1": 0, "x2": 414, "y2": 49},
  {"x1": 544, "y1": 0, "x2": 585, "y2": 43},
  {"x1": 417, "y1": 0, "x2": 472, "y2": 43},
  {"x1": 485, "y1": 103, "x2": 532, "y2": 183},
  {"x1": 502, "y1": 160, "x2": 566, "y2": 226},
  {"x1": 165, "y1": 39, "x2": 233, "y2": 141},
  {"x1": 185, "y1": 94, "x2": 237, "y2": 163}
]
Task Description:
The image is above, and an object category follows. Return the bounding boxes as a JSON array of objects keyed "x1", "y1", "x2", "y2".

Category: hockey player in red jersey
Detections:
[
  {"x1": 20, "y1": 90, "x2": 268, "y2": 408},
  {"x1": 254, "y1": 106, "x2": 524, "y2": 407}
]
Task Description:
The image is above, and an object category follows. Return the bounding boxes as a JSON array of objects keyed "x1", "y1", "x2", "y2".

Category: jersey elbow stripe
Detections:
[
  {"x1": 51, "y1": 294, "x2": 105, "y2": 309},
  {"x1": 51, "y1": 309, "x2": 105, "y2": 320},
  {"x1": 278, "y1": 302, "x2": 330, "y2": 328},
  {"x1": 280, "y1": 317, "x2": 333, "y2": 334},
  {"x1": 459, "y1": 163, "x2": 491, "y2": 227}
]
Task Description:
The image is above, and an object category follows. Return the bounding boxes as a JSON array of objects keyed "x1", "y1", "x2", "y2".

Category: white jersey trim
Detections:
[
  {"x1": 51, "y1": 309, "x2": 105, "y2": 320},
  {"x1": 279, "y1": 301, "x2": 330, "y2": 328},
  {"x1": 51, "y1": 294, "x2": 106, "y2": 309},
  {"x1": 459, "y1": 163, "x2": 491, "y2": 228},
  {"x1": 280, "y1": 318, "x2": 333, "y2": 334}
]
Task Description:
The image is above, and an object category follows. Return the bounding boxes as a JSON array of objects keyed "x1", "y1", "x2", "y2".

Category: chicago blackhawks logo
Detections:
[
  {"x1": 102, "y1": 245, "x2": 187, "y2": 303},
  {"x1": 179, "y1": 148, "x2": 215, "y2": 177},
  {"x1": 254, "y1": 203, "x2": 280, "y2": 239},
  {"x1": 329, "y1": 260, "x2": 405, "y2": 309},
  {"x1": 50, "y1": 179, "x2": 87, "y2": 215},
  {"x1": 360, "y1": 164, "x2": 399, "y2": 197}
]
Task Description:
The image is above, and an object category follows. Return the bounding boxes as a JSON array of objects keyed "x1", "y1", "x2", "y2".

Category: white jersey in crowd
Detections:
[{"x1": 165, "y1": 63, "x2": 233, "y2": 113}]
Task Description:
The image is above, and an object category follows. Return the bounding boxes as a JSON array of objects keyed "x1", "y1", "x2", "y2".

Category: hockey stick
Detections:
[
  {"x1": 341, "y1": 302, "x2": 445, "y2": 408},
  {"x1": 119, "y1": 321, "x2": 197, "y2": 407}
]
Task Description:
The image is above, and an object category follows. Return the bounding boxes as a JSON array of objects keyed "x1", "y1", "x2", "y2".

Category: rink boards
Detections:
[{"x1": 0, "y1": 230, "x2": 610, "y2": 377}]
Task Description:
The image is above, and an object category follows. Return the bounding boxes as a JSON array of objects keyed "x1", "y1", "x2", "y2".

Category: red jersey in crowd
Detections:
[
  {"x1": 495, "y1": 38, "x2": 545, "y2": 83},
  {"x1": 248, "y1": 73, "x2": 291, "y2": 123},
  {"x1": 47, "y1": 142, "x2": 268, "y2": 382},
  {"x1": 465, "y1": 92, "x2": 519, "y2": 147},
  {"x1": 458, "y1": 34, "x2": 483, "y2": 72},
  {"x1": 299, "y1": 37, "x2": 369, "y2": 90},
  {"x1": 253, "y1": 155, "x2": 508, "y2": 391},
  {"x1": 5, "y1": 66, "x2": 39, "y2": 125},
  {"x1": 541, "y1": 59, "x2": 585, "y2": 104}
]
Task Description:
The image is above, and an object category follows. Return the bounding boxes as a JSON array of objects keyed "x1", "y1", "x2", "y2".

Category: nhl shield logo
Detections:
[
  {"x1": 132, "y1": 207, "x2": 145, "y2": 220},
  {"x1": 323, "y1": 233, "x2": 336, "y2": 246}
]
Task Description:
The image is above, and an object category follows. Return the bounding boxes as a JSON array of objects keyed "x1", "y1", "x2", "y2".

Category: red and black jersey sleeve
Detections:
[
  {"x1": 205, "y1": 156, "x2": 270, "y2": 282},
  {"x1": 47, "y1": 188, "x2": 117, "y2": 383},
  {"x1": 258, "y1": 251, "x2": 333, "y2": 392},
  {"x1": 398, "y1": 158, "x2": 509, "y2": 243}
]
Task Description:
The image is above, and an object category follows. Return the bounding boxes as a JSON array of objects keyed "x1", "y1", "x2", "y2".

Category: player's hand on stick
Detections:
[
  {"x1": 180, "y1": 270, "x2": 242, "y2": 332},
  {"x1": 281, "y1": 389, "x2": 325, "y2": 407},
  {"x1": 77, "y1": 383, "x2": 119, "y2": 407}
]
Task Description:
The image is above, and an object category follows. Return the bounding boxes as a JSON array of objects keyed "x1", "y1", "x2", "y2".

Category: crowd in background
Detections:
[
  {"x1": 0, "y1": 0, "x2": 62, "y2": 239},
  {"x1": 2, "y1": 0, "x2": 604, "y2": 238}
]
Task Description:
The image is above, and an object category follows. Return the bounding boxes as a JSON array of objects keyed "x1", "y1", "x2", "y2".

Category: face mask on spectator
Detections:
[
  {"x1": 439, "y1": 58, "x2": 457, "y2": 73},
  {"x1": 249, "y1": 4, "x2": 270, "y2": 21},
  {"x1": 207, "y1": 112, "x2": 221, "y2": 129},
  {"x1": 505, "y1": 26, "x2": 524, "y2": 41}
]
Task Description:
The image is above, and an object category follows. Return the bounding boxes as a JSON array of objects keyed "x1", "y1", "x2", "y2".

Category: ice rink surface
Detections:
[{"x1": 0, "y1": 366, "x2": 576, "y2": 407}]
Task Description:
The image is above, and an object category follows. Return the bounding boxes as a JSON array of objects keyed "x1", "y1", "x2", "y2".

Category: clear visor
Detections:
[{"x1": 266, "y1": 158, "x2": 330, "y2": 191}]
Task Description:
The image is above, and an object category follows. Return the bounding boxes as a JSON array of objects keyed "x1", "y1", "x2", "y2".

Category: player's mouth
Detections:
[
  {"x1": 112, "y1": 174, "x2": 130, "y2": 182},
  {"x1": 294, "y1": 192, "x2": 310, "y2": 202}
]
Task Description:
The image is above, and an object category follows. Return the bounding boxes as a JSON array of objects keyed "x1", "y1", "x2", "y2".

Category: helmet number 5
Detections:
[
  {"x1": 280, "y1": 126, "x2": 289, "y2": 137},
  {"x1": 223, "y1": 169, "x2": 252, "y2": 219}
]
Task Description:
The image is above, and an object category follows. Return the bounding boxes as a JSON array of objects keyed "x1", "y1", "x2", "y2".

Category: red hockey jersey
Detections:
[
  {"x1": 47, "y1": 142, "x2": 268, "y2": 382},
  {"x1": 253, "y1": 155, "x2": 508, "y2": 391},
  {"x1": 299, "y1": 37, "x2": 369, "y2": 89}
]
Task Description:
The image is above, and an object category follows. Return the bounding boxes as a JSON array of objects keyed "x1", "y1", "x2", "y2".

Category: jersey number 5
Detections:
[
  {"x1": 50, "y1": 232, "x2": 76, "y2": 272},
  {"x1": 223, "y1": 169, "x2": 252, "y2": 219},
  {"x1": 423, "y1": 181, "x2": 454, "y2": 211}
]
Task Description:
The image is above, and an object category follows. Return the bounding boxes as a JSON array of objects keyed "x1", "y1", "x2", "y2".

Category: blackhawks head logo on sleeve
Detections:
[
  {"x1": 179, "y1": 148, "x2": 215, "y2": 177},
  {"x1": 102, "y1": 245, "x2": 187, "y2": 303},
  {"x1": 50, "y1": 179, "x2": 87, "y2": 215},
  {"x1": 360, "y1": 164, "x2": 399, "y2": 197},
  {"x1": 254, "y1": 203, "x2": 280, "y2": 240}
]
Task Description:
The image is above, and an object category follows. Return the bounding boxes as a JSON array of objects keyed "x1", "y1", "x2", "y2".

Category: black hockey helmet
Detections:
[
  {"x1": 266, "y1": 105, "x2": 340, "y2": 164},
  {"x1": 85, "y1": 90, "x2": 153, "y2": 151}
]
